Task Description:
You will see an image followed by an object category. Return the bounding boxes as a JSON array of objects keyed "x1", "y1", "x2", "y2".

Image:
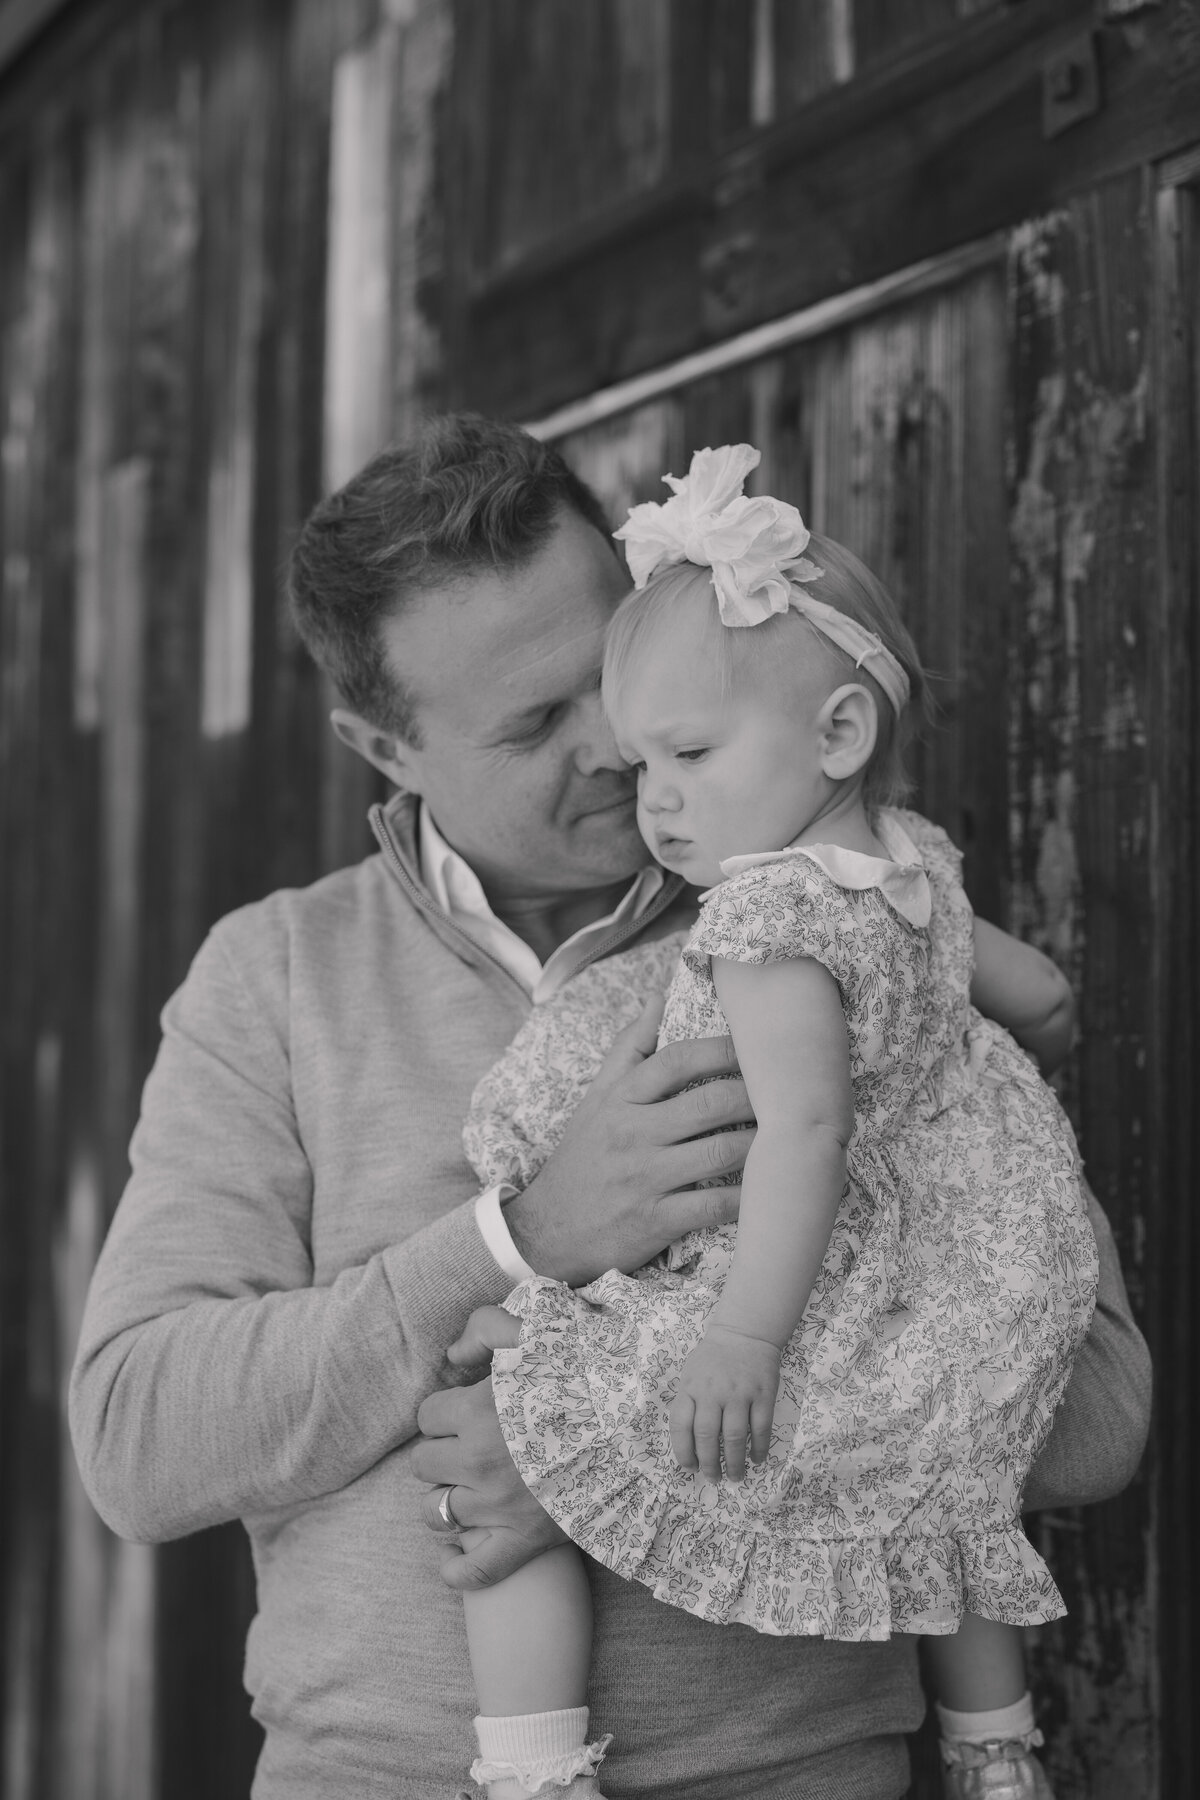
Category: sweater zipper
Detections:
[
  {"x1": 370, "y1": 804, "x2": 689, "y2": 995},
  {"x1": 371, "y1": 806, "x2": 530, "y2": 996}
]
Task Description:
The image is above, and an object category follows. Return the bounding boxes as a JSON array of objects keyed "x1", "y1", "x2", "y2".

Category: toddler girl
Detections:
[{"x1": 451, "y1": 446, "x2": 1097, "y2": 1800}]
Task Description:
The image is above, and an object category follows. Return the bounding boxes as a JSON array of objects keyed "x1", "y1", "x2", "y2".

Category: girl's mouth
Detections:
[{"x1": 655, "y1": 833, "x2": 690, "y2": 859}]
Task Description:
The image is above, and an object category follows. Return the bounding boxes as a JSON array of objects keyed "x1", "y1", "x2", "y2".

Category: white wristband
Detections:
[{"x1": 474, "y1": 1184, "x2": 537, "y2": 1284}]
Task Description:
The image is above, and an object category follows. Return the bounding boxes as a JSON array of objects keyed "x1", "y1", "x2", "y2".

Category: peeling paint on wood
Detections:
[{"x1": 1007, "y1": 177, "x2": 1156, "y2": 1800}]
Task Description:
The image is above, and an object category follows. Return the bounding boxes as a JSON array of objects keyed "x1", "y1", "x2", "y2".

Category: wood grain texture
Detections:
[
  {"x1": 550, "y1": 207, "x2": 1171, "y2": 1795},
  {"x1": 1148, "y1": 171, "x2": 1198, "y2": 1800},
  {"x1": 0, "y1": 1, "x2": 428, "y2": 1794},
  {"x1": 457, "y1": 1, "x2": 1200, "y2": 421},
  {"x1": 1006, "y1": 173, "x2": 1156, "y2": 1800}
]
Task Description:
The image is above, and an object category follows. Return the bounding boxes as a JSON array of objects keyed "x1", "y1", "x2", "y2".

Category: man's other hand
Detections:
[
  {"x1": 413, "y1": 1378, "x2": 567, "y2": 1590},
  {"x1": 502, "y1": 997, "x2": 754, "y2": 1286}
]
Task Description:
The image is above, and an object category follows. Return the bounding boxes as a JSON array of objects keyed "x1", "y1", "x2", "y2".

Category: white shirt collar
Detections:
[{"x1": 418, "y1": 804, "x2": 665, "y2": 1002}]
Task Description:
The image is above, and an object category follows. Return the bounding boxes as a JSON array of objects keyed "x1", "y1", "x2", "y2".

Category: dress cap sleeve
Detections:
[{"x1": 684, "y1": 858, "x2": 849, "y2": 976}]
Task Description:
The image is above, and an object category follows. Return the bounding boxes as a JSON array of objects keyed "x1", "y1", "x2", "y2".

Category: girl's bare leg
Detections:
[
  {"x1": 923, "y1": 1611, "x2": 1026, "y2": 1712},
  {"x1": 462, "y1": 1542, "x2": 608, "y2": 1797},
  {"x1": 463, "y1": 1542, "x2": 592, "y2": 1716},
  {"x1": 924, "y1": 1615, "x2": 1054, "y2": 1799}
]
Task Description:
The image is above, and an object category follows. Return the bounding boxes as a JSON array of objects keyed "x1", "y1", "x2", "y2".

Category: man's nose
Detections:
[{"x1": 573, "y1": 689, "x2": 626, "y2": 775}]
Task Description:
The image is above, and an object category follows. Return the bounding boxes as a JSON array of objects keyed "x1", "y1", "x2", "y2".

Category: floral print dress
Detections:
[{"x1": 464, "y1": 810, "x2": 1098, "y2": 1641}]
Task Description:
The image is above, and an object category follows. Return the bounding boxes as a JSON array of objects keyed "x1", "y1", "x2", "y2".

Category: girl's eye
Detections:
[{"x1": 675, "y1": 748, "x2": 708, "y2": 763}]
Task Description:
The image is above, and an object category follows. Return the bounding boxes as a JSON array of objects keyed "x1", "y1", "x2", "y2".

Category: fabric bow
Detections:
[{"x1": 613, "y1": 445, "x2": 824, "y2": 627}]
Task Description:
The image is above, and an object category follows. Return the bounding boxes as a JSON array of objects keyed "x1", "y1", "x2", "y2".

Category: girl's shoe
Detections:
[{"x1": 939, "y1": 1734, "x2": 1054, "y2": 1799}]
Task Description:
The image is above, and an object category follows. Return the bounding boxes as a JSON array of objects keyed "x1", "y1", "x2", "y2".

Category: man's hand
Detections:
[
  {"x1": 412, "y1": 1378, "x2": 567, "y2": 1590},
  {"x1": 503, "y1": 998, "x2": 754, "y2": 1286},
  {"x1": 668, "y1": 1324, "x2": 781, "y2": 1483}
]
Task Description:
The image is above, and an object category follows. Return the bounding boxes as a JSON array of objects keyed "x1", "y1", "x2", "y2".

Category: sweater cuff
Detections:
[{"x1": 380, "y1": 1198, "x2": 521, "y2": 1357}]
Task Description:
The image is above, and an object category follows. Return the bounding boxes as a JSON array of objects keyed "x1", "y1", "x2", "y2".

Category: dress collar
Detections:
[{"x1": 714, "y1": 811, "x2": 931, "y2": 928}]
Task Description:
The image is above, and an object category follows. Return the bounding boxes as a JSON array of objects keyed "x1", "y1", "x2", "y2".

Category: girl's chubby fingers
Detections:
[
  {"x1": 668, "y1": 1391, "x2": 699, "y2": 1471},
  {"x1": 749, "y1": 1395, "x2": 776, "y2": 1465},
  {"x1": 446, "y1": 1305, "x2": 521, "y2": 1367},
  {"x1": 721, "y1": 1405, "x2": 751, "y2": 1482},
  {"x1": 692, "y1": 1403, "x2": 725, "y2": 1483}
]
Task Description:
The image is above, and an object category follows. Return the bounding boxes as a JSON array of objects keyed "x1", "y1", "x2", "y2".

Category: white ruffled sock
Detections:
[
  {"x1": 937, "y1": 1690, "x2": 1041, "y2": 1750},
  {"x1": 470, "y1": 1708, "x2": 610, "y2": 1798}
]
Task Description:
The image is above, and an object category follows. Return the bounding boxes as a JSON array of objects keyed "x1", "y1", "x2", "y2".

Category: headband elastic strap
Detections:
[{"x1": 789, "y1": 590, "x2": 911, "y2": 716}]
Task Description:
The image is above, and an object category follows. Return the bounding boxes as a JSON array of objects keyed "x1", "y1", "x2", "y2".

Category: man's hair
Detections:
[{"x1": 288, "y1": 413, "x2": 614, "y2": 741}]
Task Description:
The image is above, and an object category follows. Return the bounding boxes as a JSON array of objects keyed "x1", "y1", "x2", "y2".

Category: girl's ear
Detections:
[{"x1": 816, "y1": 683, "x2": 878, "y2": 781}]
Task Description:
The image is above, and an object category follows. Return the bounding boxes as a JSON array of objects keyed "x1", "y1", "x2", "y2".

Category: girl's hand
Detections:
[
  {"x1": 668, "y1": 1323, "x2": 781, "y2": 1482},
  {"x1": 446, "y1": 1305, "x2": 521, "y2": 1368}
]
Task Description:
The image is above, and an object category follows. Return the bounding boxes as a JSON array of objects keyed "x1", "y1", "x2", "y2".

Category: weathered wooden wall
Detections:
[
  {"x1": 1, "y1": 1, "x2": 1196, "y2": 1797},
  {"x1": 0, "y1": 1, "x2": 446, "y2": 1793}
]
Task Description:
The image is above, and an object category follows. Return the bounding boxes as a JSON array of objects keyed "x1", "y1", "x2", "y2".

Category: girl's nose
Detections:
[{"x1": 639, "y1": 768, "x2": 681, "y2": 814}]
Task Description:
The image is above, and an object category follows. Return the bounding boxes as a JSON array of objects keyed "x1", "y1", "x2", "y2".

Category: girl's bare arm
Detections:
[
  {"x1": 709, "y1": 954, "x2": 852, "y2": 1347},
  {"x1": 971, "y1": 917, "x2": 1075, "y2": 1076}
]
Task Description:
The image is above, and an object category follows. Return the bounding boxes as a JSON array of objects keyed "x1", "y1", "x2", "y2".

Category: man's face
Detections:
[{"x1": 380, "y1": 508, "x2": 647, "y2": 902}]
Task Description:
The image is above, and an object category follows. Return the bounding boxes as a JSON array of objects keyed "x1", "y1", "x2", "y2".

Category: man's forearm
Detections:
[
  {"x1": 1023, "y1": 1188, "x2": 1151, "y2": 1512},
  {"x1": 69, "y1": 925, "x2": 517, "y2": 1543},
  {"x1": 70, "y1": 1194, "x2": 516, "y2": 1542}
]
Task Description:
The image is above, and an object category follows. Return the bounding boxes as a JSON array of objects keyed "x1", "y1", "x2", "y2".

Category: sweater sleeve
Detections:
[
  {"x1": 1023, "y1": 1185, "x2": 1152, "y2": 1511},
  {"x1": 68, "y1": 915, "x2": 516, "y2": 1545}
]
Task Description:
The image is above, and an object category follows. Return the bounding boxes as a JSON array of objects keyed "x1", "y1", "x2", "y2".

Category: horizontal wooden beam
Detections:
[
  {"x1": 456, "y1": 0, "x2": 1200, "y2": 421},
  {"x1": 473, "y1": 0, "x2": 1073, "y2": 308},
  {"x1": 524, "y1": 229, "x2": 1008, "y2": 440}
]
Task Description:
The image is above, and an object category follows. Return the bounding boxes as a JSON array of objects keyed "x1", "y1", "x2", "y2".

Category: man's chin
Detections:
[{"x1": 569, "y1": 807, "x2": 652, "y2": 880}]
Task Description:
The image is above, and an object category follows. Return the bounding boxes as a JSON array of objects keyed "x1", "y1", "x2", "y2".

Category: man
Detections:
[{"x1": 70, "y1": 414, "x2": 1151, "y2": 1799}]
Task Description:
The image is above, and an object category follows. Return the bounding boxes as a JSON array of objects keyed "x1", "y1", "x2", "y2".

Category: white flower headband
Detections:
[{"x1": 613, "y1": 444, "x2": 910, "y2": 716}]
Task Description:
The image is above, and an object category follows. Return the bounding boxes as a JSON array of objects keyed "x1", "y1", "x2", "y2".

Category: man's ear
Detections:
[
  {"x1": 816, "y1": 683, "x2": 878, "y2": 781},
  {"x1": 330, "y1": 708, "x2": 423, "y2": 792}
]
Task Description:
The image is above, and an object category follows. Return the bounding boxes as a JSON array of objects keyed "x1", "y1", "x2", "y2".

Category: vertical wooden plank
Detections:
[
  {"x1": 768, "y1": 265, "x2": 1010, "y2": 907},
  {"x1": 774, "y1": 0, "x2": 854, "y2": 113},
  {"x1": 1006, "y1": 178, "x2": 1155, "y2": 1800},
  {"x1": 200, "y1": 24, "x2": 267, "y2": 744},
  {"x1": 559, "y1": 395, "x2": 684, "y2": 530},
  {"x1": 320, "y1": 10, "x2": 400, "y2": 874},
  {"x1": 710, "y1": 0, "x2": 753, "y2": 140},
  {"x1": 134, "y1": 6, "x2": 205, "y2": 1012},
  {"x1": 324, "y1": 21, "x2": 396, "y2": 493},
  {"x1": 0, "y1": 137, "x2": 47, "y2": 1800},
  {"x1": 387, "y1": 0, "x2": 452, "y2": 443},
  {"x1": 192, "y1": 0, "x2": 284, "y2": 942},
  {"x1": 468, "y1": 0, "x2": 671, "y2": 275},
  {"x1": 261, "y1": 0, "x2": 375, "y2": 898},
  {"x1": 316, "y1": 0, "x2": 453, "y2": 876},
  {"x1": 1150, "y1": 173, "x2": 1198, "y2": 1800},
  {"x1": 97, "y1": 458, "x2": 157, "y2": 1800},
  {"x1": 56, "y1": 40, "x2": 142, "y2": 1800}
]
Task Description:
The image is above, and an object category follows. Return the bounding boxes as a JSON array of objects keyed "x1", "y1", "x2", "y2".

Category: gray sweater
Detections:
[{"x1": 69, "y1": 792, "x2": 1151, "y2": 1799}]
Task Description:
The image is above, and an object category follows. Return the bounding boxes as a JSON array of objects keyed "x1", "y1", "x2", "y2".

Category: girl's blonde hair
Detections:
[{"x1": 602, "y1": 531, "x2": 931, "y2": 812}]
